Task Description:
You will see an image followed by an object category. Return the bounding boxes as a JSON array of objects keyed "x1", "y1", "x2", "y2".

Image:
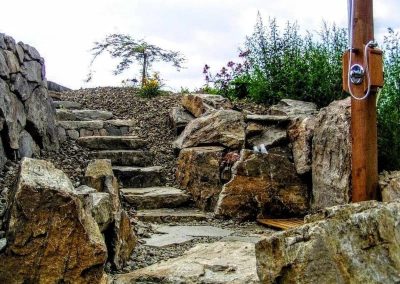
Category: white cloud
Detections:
[{"x1": 0, "y1": 0, "x2": 399, "y2": 91}]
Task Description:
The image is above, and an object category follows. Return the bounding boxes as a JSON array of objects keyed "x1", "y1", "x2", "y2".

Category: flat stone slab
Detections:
[
  {"x1": 57, "y1": 120, "x2": 104, "y2": 130},
  {"x1": 136, "y1": 208, "x2": 210, "y2": 223},
  {"x1": 89, "y1": 150, "x2": 153, "y2": 166},
  {"x1": 154, "y1": 225, "x2": 233, "y2": 238},
  {"x1": 77, "y1": 136, "x2": 146, "y2": 150},
  {"x1": 144, "y1": 225, "x2": 232, "y2": 248},
  {"x1": 144, "y1": 233, "x2": 195, "y2": 247},
  {"x1": 113, "y1": 241, "x2": 259, "y2": 284},
  {"x1": 113, "y1": 166, "x2": 165, "y2": 188},
  {"x1": 53, "y1": 100, "x2": 82, "y2": 109},
  {"x1": 121, "y1": 187, "x2": 190, "y2": 209},
  {"x1": 104, "y1": 119, "x2": 136, "y2": 127},
  {"x1": 56, "y1": 109, "x2": 113, "y2": 121}
]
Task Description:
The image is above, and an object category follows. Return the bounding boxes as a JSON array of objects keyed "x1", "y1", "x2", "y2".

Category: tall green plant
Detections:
[
  {"x1": 243, "y1": 14, "x2": 348, "y2": 107},
  {"x1": 378, "y1": 28, "x2": 400, "y2": 170}
]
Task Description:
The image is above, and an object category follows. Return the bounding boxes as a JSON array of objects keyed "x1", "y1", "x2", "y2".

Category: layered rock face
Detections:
[
  {"x1": 215, "y1": 150, "x2": 309, "y2": 220},
  {"x1": 173, "y1": 94, "x2": 356, "y2": 219},
  {"x1": 0, "y1": 158, "x2": 107, "y2": 283},
  {"x1": 311, "y1": 98, "x2": 351, "y2": 210},
  {"x1": 0, "y1": 33, "x2": 58, "y2": 170},
  {"x1": 256, "y1": 201, "x2": 400, "y2": 284}
]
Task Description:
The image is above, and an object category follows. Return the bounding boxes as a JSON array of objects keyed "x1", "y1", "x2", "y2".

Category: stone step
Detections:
[
  {"x1": 56, "y1": 109, "x2": 113, "y2": 121},
  {"x1": 135, "y1": 208, "x2": 210, "y2": 223},
  {"x1": 78, "y1": 136, "x2": 146, "y2": 150},
  {"x1": 89, "y1": 150, "x2": 153, "y2": 166},
  {"x1": 121, "y1": 187, "x2": 191, "y2": 209},
  {"x1": 245, "y1": 114, "x2": 290, "y2": 124},
  {"x1": 113, "y1": 166, "x2": 165, "y2": 188},
  {"x1": 53, "y1": 100, "x2": 82, "y2": 109}
]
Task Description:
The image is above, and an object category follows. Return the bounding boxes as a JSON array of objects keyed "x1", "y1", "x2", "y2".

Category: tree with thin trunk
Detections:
[{"x1": 87, "y1": 34, "x2": 185, "y2": 87}]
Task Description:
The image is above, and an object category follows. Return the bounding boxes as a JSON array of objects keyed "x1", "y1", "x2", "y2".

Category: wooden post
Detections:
[{"x1": 345, "y1": 0, "x2": 380, "y2": 202}]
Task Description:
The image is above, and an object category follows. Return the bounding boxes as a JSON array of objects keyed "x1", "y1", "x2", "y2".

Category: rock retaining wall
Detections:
[
  {"x1": 57, "y1": 119, "x2": 136, "y2": 142},
  {"x1": 0, "y1": 33, "x2": 58, "y2": 171}
]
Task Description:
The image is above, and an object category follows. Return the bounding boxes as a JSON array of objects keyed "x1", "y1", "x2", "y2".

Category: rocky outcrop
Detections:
[
  {"x1": 379, "y1": 171, "x2": 400, "y2": 202},
  {"x1": 0, "y1": 158, "x2": 107, "y2": 283},
  {"x1": 311, "y1": 98, "x2": 351, "y2": 210},
  {"x1": 176, "y1": 147, "x2": 225, "y2": 211},
  {"x1": 0, "y1": 33, "x2": 58, "y2": 171},
  {"x1": 256, "y1": 201, "x2": 400, "y2": 284},
  {"x1": 113, "y1": 240, "x2": 259, "y2": 284},
  {"x1": 215, "y1": 150, "x2": 309, "y2": 220},
  {"x1": 173, "y1": 110, "x2": 246, "y2": 150},
  {"x1": 181, "y1": 93, "x2": 233, "y2": 117},
  {"x1": 288, "y1": 116, "x2": 316, "y2": 175}
]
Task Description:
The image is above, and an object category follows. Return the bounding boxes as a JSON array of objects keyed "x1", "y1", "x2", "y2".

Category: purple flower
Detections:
[{"x1": 239, "y1": 50, "x2": 250, "y2": 57}]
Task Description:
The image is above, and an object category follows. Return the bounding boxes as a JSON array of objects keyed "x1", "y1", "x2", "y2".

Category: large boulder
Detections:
[
  {"x1": 111, "y1": 210, "x2": 137, "y2": 270},
  {"x1": 247, "y1": 127, "x2": 287, "y2": 149},
  {"x1": 169, "y1": 106, "x2": 194, "y2": 135},
  {"x1": 379, "y1": 171, "x2": 400, "y2": 202},
  {"x1": 18, "y1": 129, "x2": 40, "y2": 158},
  {"x1": 256, "y1": 201, "x2": 400, "y2": 284},
  {"x1": 176, "y1": 147, "x2": 225, "y2": 211},
  {"x1": 288, "y1": 116, "x2": 316, "y2": 175},
  {"x1": 84, "y1": 159, "x2": 120, "y2": 214},
  {"x1": 311, "y1": 98, "x2": 351, "y2": 210},
  {"x1": 84, "y1": 159, "x2": 136, "y2": 269},
  {"x1": 0, "y1": 158, "x2": 107, "y2": 283},
  {"x1": 173, "y1": 110, "x2": 246, "y2": 150},
  {"x1": 181, "y1": 93, "x2": 233, "y2": 117},
  {"x1": 215, "y1": 150, "x2": 309, "y2": 220}
]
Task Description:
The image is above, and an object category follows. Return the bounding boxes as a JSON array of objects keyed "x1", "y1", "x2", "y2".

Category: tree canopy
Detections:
[{"x1": 87, "y1": 34, "x2": 185, "y2": 86}]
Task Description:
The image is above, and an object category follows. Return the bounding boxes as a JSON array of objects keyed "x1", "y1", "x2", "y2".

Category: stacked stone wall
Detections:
[{"x1": 0, "y1": 33, "x2": 58, "y2": 170}]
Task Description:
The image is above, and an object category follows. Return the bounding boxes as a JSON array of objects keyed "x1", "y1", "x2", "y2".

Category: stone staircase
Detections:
[{"x1": 54, "y1": 100, "x2": 207, "y2": 223}]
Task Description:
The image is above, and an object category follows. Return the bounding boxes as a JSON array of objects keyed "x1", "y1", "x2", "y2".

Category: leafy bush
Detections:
[
  {"x1": 203, "y1": 52, "x2": 251, "y2": 100},
  {"x1": 204, "y1": 13, "x2": 348, "y2": 107},
  {"x1": 139, "y1": 72, "x2": 163, "y2": 97},
  {"x1": 378, "y1": 28, "x2": 400, "y2": 170}
]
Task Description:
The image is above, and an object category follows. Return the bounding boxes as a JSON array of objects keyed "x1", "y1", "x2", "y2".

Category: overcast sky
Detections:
[{"x1": 1, "y1": 0, "x2": 399, "y2": 91}]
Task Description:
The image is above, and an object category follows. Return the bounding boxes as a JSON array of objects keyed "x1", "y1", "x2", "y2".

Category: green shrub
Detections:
[
  {"x1": 378, "y1": 28, "x2": 400, "y2": 170},
  {"x1": 243, "y1": 14, "x2": 348, "y2": 107},
  {"x1": 139, "y1": 72, "x2": 162, "y2": 97},
  {"x1": 204, "y1": 13, "x2": 348, "y2": 107}
]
